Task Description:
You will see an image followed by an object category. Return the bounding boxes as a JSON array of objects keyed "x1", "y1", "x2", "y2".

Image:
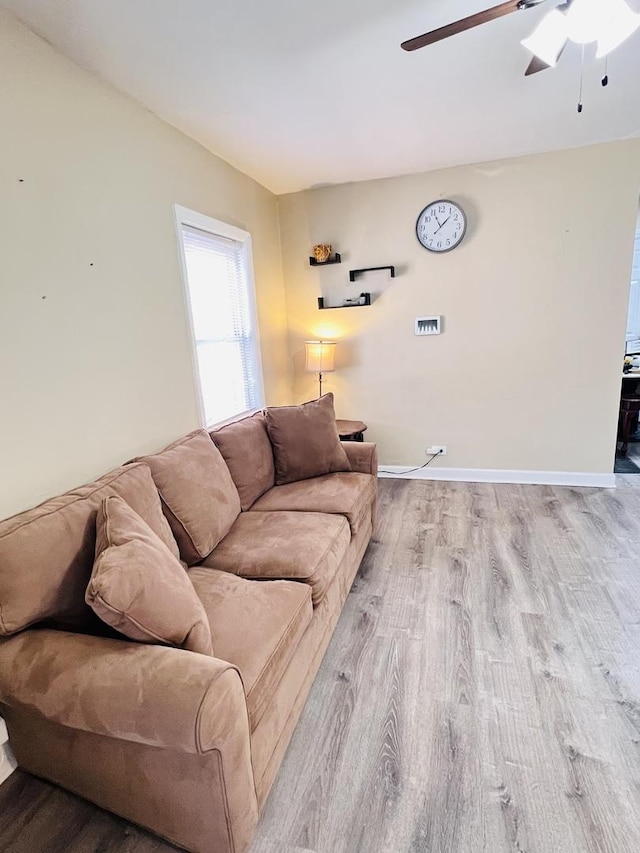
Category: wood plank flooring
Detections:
[
  {"x1": 2, "y1": 476, "x2": 640, "y2": 852},
  {"x1": 624, "y1": 438, "x2": 640, "y2": 470}
]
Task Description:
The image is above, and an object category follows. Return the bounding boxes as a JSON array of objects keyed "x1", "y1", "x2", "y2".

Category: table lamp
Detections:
[{"x1": 304, "y1": 340, "x2": 336, "y2": 398}]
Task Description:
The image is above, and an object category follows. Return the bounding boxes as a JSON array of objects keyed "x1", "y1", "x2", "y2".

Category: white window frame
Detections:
[{"x1": 173, "y1": 204, "x2": 265, "y2": 429}]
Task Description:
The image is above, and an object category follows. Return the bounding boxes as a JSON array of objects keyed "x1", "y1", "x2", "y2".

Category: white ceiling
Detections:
[{"x1": 3, "y1": 0, "x2": 640, "y2": 194}]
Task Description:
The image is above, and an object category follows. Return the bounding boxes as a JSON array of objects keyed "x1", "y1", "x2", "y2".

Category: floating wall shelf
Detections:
[
  {"x1": 317, "y1": 293, "x2": 371, "y2": 310},
  {"x1": 349, "y1": 265, "x2": 395, "y2": 282},
  {"x1": 309, "y1": 253, "x2": 341, "y2": 267}
]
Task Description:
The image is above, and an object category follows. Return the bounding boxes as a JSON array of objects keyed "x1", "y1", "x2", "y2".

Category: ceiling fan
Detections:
[{"x1": 401, "y1": 0, "x2": 640, "y2": 78}]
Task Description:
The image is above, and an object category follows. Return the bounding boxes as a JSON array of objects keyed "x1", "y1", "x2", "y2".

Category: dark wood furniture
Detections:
[
  {"x1": 618, "y1": 372, "x2": 640, "y2": 456},
  {"x1": 336, "y1": 419, "x2": 367, "y2": 442},
  {"x1": 618, "y1": 396, "x2": 640, "y2": 456}
]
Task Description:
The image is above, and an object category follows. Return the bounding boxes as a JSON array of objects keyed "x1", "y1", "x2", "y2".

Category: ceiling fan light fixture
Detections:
[
  {"x1": 566, "y1": 0, "x2": 610, "y2": 43},
  {"x1": 521, "y1": 9, "x2": 569, "y2": 66},
  {"x1": 595, "y1": 2, "x2": 640, "y2": 57},
  {"x1": 566, "y1": 0, "x2": 638, "y2": 48}
]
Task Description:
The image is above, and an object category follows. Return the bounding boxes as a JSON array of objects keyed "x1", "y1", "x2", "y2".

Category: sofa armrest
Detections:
[
  {"x1": 0, "y1": 629, "x2": 247, "y2": 754},
  {"x1": 0, "y1": 629, "x2": 259, "y2": 853},
  {"x1": 342, "y1": 441, "x2": 378, "y2": 476}
]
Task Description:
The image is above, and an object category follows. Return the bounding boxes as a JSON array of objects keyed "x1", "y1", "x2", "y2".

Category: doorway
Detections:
[{"x1": 616, "y1": 212, "x2": 640, "y2": 472}]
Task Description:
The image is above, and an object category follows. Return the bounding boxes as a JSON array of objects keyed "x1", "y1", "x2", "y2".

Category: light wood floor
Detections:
[
  {"x1": 2, "y1": 476, "x2": 640, "y2": 852},
  {"x1": 625, "y1": 438, "x2": 640, "y2": 468}
]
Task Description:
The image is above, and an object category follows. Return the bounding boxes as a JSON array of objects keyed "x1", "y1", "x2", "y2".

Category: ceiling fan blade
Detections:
[
  {"x1": 401, "y1": 0, "x2": 522, "y2": 52},
  {"x1": 524, "y1": 39, "x2": 567, "y2": 75}
]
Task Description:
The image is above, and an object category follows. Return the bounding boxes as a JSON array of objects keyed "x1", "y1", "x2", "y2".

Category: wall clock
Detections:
[{"x1": 416, "y1": 200, "x2": 467, "y2": 253}]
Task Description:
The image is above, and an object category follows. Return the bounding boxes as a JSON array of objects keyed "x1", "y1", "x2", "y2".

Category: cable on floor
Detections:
[{"x1": 379, "y1": 449, "x2": 443, "y2": 476}]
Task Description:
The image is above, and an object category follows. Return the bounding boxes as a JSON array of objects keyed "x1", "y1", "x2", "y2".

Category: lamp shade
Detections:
[
  {"x1": 304, "y1": 340, "x2": 336, "y2": 374},
  {"x1": 521, "y1": 9, "x2": 569, "y2": 66},
  {"x1": 566, "y1": 0, "x2": 639, "y2": 53},
  {"x1": 566, "y1": 0, "x2": 609, "y2": 44},
  {"x1": 596, "y1": 1, "x2": 640, "y2": 57}
]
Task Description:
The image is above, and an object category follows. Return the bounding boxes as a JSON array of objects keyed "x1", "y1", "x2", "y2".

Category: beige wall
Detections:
[
  {"x1": 2, "y1": 6, "x2": 639, "y2": 519},
  {"x1": 0, "y1": 9, "x2": 291, "y2": 519},
  {"x1": 279, "y1": 142, "x2": 640, "y2": 474}
]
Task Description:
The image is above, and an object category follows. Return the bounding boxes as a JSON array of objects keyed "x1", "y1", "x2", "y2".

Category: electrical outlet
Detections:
[{"x1": 426, "y1": 445, "x2": 447, "y2": 456}]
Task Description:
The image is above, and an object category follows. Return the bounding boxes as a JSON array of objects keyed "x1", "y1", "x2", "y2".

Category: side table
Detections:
[{"x1": 336, "y1": 419, "x2": 367, "y2": 442}]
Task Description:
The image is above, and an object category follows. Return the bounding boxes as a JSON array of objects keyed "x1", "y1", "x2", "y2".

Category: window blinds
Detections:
[{"x1": 180, "y1": 224, "x2": 263, "y2": 426}]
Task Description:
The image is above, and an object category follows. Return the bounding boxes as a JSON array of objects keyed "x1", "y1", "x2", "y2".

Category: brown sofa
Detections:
[{"x1": 0, "y1": 410, "x2": 377, "y2": 852}]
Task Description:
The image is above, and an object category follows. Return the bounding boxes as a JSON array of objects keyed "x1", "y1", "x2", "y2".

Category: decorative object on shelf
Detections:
[
  {"x1": 343, "y1": 293, "x2": 369, "y2": 307},
  {"x1": 305, "y1": 340, "x2": 336, "y2": 397},
  {"x1": 317, "y1": 293, "x2": 371, "y2": 310},
  {"x1": 309, "y1": 252, "x2": 341, "y2": 266},
  {"x1": 312, "y1": 244, "x2": 332, "y2": 264},
  {"x1": 416, "y1": 200, "x2": 467, "y2": 253},
  {"x1": 348, "y1": 266, "x2": 395, "y2": 282},
  {"x1": 415, "y1": 315, "x2": 442, "y2": 336}
]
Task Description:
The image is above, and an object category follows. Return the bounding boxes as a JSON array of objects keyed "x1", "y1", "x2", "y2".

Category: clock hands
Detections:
[
  {"x1": 434, "y1": 215, "x2": 451, "y2": 234},
  {"x1": 434, "y1": 213, "x2": 442, "y2": 229}
]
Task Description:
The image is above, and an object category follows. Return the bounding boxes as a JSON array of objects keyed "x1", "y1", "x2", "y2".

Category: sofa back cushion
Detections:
[
  {"x1": 138, "y1": 430, "x2": 241, "y2": 565},
  {"x1": 0, "y1": 463, "x2": 178, "y2": 637},
  {"x1": 265, "y1": 393, "x2": 351, "y2": 486},
  {"x1": 87, "y1": 496, "x2": 213, "y2": 655},
  {"x1": 210, "y1": 412, "x2": 275, "y2": 511}
]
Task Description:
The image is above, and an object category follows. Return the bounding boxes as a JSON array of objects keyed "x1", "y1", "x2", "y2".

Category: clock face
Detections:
[{"x1": 416, "y1": 200, "x2": 467, "y2": 253}]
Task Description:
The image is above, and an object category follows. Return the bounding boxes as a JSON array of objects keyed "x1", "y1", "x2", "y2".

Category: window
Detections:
[{"x1": 175, "y1": 206, "x2": 264, "y2": 427}]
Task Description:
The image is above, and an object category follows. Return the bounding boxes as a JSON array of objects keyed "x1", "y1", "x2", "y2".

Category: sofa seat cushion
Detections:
[
  {"x1": 188, "y1": 568, "x2": 312, "y2": 731},
  {"x1": 210, "y1": 413, "x2": 275, "y2": 511},
  {"x1": 200, "y1": 511, "x2": 350, "y2": 606},
  {"x1": 137, "y1": 430, "x2": 241, "y2": 566},
  {"x1": 249, "y1": 472, "x2": 376, "y2": 536}
]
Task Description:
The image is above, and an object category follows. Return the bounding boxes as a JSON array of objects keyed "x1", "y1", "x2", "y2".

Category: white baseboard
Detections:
[
  {"x1": 378, "y1": 466, "x2": 616, "y2": 488},
  {"x1": 0, "y1": 719, "x2": 16, "y2": 785}
]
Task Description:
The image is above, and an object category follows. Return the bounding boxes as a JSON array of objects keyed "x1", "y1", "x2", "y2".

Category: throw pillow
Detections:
[
  {"x1": 137, "y1": 430, "x2": 241, "y2": 565},
  {"x1": 210, "y1": 412, "x2": 275, "y2": 510},
  {"x1": 86, "y1": 495, "x2": 213, "y2": 655},
  {"x1": 265, "y1": 393, "x2": 351, "y2": 486}
]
